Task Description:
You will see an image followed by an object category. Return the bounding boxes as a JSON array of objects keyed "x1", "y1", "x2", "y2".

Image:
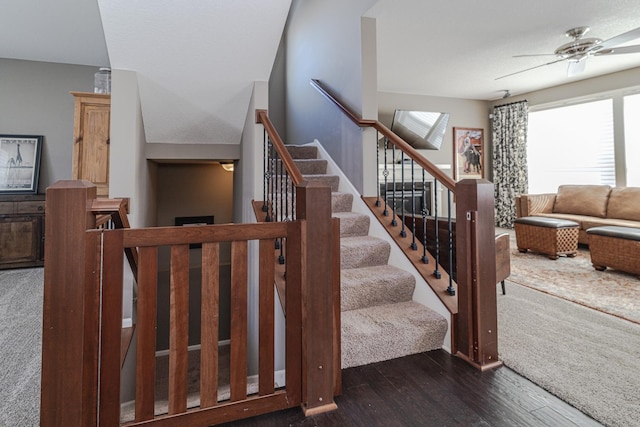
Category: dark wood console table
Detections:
[{"x1": 0, "y1": 194, "x2": 45, "y2": 269}]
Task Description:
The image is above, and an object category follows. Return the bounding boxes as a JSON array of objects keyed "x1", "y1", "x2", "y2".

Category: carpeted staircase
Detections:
[{"x1": 285, "y1": 145, "x2": 448, "y2": 368}]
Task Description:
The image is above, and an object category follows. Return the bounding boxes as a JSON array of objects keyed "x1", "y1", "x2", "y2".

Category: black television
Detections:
[{"x1": 390, "y1": 109, "x2": 450, "y2": 150}]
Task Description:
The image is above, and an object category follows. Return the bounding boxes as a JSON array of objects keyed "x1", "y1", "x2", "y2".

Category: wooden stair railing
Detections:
[
  {"x1": 255, "y1": 109, "x2": 341, "y2": 409},
  {"x1": 40, "y1": 180, "x2": 308, "y2": 426},
  {"x1": 310, "y1": 79, "x2": 500, "y2": 370},
  {"x1": 89, "y1": 196, "x2": 138, "y2": 282}
]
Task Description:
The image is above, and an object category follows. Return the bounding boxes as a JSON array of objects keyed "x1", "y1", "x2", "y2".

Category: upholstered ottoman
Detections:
[
  {"x1": 586, "y1": 226, "x2": 640, "y2": 276},
  {"x1": 514, "y1": 216, "x2": 579, "y2": 260}
]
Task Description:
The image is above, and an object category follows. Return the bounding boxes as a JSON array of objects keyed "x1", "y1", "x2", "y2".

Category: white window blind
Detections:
[
  {"x1": 624, "y1": 93, "x2": 640, "y2": 186},
  {"x1": 527, "y1": 99, "x2": 615, "y2": 194}
]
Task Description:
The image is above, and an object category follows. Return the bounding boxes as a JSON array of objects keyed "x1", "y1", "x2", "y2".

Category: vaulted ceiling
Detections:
[{"x1": 2, "y1": 0, "x2": 640, "y2": 144}]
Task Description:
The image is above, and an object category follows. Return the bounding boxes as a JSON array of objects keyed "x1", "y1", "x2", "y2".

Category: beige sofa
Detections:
[{"x1": 515, "y1": 185, "x2": 640, "y2": 245}]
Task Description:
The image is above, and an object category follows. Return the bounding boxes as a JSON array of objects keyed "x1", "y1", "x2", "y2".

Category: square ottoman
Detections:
[
  {"x1": 586, "y1": 226, "x2": 640, "y2": 276},
  {"x1": 514, "y1": 216, "x2": 579, "y2": 260}
]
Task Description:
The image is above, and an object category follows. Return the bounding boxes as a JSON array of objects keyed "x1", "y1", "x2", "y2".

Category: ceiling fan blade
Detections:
[
  {"x1": 567, "y1": 60, "x2": 586, "y2": 77},
  {"x1": 495, "y1": 57, "x2": 566, "y2": 80},
  {"x1": 513, "y1": 53, "x2": 559, "y2": 58},
  {"x1": 598, "y1": 26, "x2": 640, "y2": 50},
  {"x1": 594, "y1": 44, "x2": 640, "y2": 55}
]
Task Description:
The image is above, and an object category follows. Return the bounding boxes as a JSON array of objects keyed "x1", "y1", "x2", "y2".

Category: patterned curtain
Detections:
[{"x1": 492, "y1": 101, "x2": 528, "y2": 228}]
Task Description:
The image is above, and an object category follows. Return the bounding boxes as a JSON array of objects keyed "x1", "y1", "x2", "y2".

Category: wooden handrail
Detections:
[
  {"x1": 311, "y1": 79, "x2": 500, "y2": 370},
  {"x1": 90, "y1": 197, "x2": 138, "y2": 282},
  {"x1": 310, "y1": 79, "x2": 456, "y2": 192},
  {"x1": 310, "y1": 79, "x2": 377, "y2": 128},
  {"x1": 256, "y1": 109, "x2": 305, "y2": 186}
]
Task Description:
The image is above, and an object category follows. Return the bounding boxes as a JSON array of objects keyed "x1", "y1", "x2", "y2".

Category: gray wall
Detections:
[
  {"x1": 284, "y1": 0, "x2": 378, "y2": 192},
  {"x1": 0, "y1": 59, "x2": 96, "y2": 193}
]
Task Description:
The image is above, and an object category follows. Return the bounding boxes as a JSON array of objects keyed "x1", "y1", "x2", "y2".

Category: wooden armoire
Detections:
[{"x1": 71, "y1": 92, "x2": 111, "y2": 197}]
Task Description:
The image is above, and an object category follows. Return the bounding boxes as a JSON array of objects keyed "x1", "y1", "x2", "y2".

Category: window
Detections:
[
  {"x1": 527, "y1": 100, "x2": 615, "y2": 194},
  {"x1": 624, "y1": 93, "x2": 640, "y2": 186}
]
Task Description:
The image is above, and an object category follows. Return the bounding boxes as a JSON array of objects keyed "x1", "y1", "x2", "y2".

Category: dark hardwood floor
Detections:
[{"x1": 219, "y1": 350, "x2": 602, "y2": 427}]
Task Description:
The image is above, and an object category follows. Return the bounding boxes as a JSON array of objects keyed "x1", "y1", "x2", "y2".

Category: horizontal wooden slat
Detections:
[
  {"x1": 121, "y1": 392, "x2": 293, "y2": 427},
  {"x1": 122, "y1": 222, "x2": 292, "y2": 247}
]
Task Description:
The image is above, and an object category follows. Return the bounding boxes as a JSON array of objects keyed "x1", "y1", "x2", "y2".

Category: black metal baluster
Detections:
[
  {"x1": 291, "y1": 175, "x2": 296, "y2": 221},
  {"x1": 446, "y1": 189, "x2": 455, "y2": 295},
  {"x1": 410, "y1": 160, "x2": 417, "y2": 250},
  {"x1": 433, "y1": 179, "x2": 441, "y2": 279},
  {"x1": 279, "y1": 161, "x2": 286, "y2": 265},
  {"x1": 376, "y1": 131, "x2": 381, "y2": 207},
  {"x1": 274, "y1": 151, "x2": 281, "y2": 250},
  {"x1": 262, "y1": 129, "x2": 269, "y2": 214},
  {"x1": 421, "y1": 168, "x2": 429, "y2": 264},
  {"x1": 265, "y1": 137, "x2": 273, "y2": 222},
  {"x1": 383, "y1": 138, "x2": 390, "y2": 216},
  {"x1": 391, "y1": 143, "x2": 397, "y2": 227},
  {"x1": 400, "y1": 151, "x2": 406, "y2": 237}
]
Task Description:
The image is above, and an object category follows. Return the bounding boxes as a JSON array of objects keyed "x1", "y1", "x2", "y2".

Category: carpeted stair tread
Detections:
[
  {"x1": 285, "y1": 145, "x2": 318, "y2": 159},
  {"x1": 341, "y1": 236, "x2": 390, "y2": 269},
  {"x1": 341, "y1": 301, "x2": 448, "y2": 368},
  {"x1": 332, "y1": 192, "x2": 353, "y2": 213},
  {"x1": 333, "y1": 212, "x2": 370, "y2": 237},
  {"x1": 292, "y1": 158, "x2": 327, "y2": 175},
  {"x1": 341, "y1": 265, "x2": 415, "y2": 311},
  {"x1": 301, "y1": 174, "x2": 340, "y2": 191}
]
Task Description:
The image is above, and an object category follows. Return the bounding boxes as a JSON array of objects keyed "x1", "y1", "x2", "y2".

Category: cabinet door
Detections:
[
  {"x1": 72, "y1": 93, "x2": 111, "y2": 198},
  {"x1": 0, "y1": 216, "x2": 40, "y2": 268},
  {"x1": 76, "y1": 103, "x2": 110, "y2": 197}
]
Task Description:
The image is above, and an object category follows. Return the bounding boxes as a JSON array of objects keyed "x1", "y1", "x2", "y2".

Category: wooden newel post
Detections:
[
  {"x1": 295, "y1": 181, "x2": 338, "y2": 415},
  {"x1": 455, "y1": 179, "x2": 502, "y2": 370},
  {"x1": 41, "y1": 180, "x2": 98, "y2": 426}
]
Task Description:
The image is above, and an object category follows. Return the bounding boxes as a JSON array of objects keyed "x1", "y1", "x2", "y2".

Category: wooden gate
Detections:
[{"x1": 95, "y1": 221, "x2": 304, "y2": 426}]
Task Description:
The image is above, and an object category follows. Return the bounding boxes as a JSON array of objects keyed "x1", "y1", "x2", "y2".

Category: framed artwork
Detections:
[
  {"x1": 175, "y1": 215, "x2": 214, "y2": 248},
  {"x1": 0, "y1": 134, "x2": 43, "y2": 194},
  {"x1": 453, "y1": 127, "x2": 484, "y2": 180}
]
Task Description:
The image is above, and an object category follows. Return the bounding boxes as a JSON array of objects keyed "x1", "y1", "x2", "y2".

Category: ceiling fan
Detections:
[{"x1": 496, "y1": 26, "x2": 640, "y2": 80}]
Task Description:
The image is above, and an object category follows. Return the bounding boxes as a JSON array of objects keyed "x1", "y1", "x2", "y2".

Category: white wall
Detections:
[
  {"x1": 239, "y1": 81, "x2": 274, "y2": 374},
  {"x1": 110, "y1": 69, "x2": 156, "y2": 228},
  {"x1": 284, "y1": 0, "x2": 378, "y2": 193}
]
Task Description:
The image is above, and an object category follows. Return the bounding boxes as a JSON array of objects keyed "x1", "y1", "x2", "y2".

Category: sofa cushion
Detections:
[
  {"x1": 606, "y1": 187, "x2": 640, "y2": 221},
  {"x1": 553, "y1": 185, "x2": 611, "y2": 218}
]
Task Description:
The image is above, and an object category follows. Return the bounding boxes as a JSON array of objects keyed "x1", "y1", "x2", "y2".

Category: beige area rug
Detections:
[{"x1": 500, "y1": 228, "x2": 640, "y2": 324}]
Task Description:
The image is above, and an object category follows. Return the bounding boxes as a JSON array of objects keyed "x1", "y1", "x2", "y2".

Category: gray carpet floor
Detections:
[
  {"x1": 0, "y1": 268, "x2": 43, "y2": 427},
  {"x1": 498, "y1": 281, "x2": 640, "y2": 427}
]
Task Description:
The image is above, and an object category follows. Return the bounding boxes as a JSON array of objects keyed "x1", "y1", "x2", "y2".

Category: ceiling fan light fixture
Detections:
[
  {"x1": 554, "y1": 37, "x2": 602, "y2": 56},
  {"x1": 497, "y1": 25, "x2": 640, "y2": 80}
]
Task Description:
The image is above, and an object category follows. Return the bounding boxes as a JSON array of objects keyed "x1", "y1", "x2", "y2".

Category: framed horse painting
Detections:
[{"x1": 453, "y1": 127, "x2": 483, "y2": 181}]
